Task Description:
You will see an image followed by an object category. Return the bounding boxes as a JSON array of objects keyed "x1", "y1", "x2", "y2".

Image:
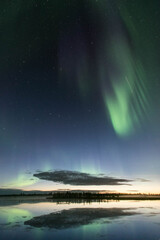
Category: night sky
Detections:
[{"x1": 0, "y1": 0, "x2": 160, "y2": 193}]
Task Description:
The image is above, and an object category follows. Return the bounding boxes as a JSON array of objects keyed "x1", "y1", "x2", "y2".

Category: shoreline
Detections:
[{"x1": 0, "y1": 194, "x2": 160, "y2": 201}]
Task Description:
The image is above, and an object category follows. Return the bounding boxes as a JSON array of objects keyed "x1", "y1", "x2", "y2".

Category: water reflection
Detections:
[
  {"x1": 0, "y1": 200, "x2": 160, "y2": 240},
  {"x1": 24, "y1": 207, "x2": 138, "y2": 229}
]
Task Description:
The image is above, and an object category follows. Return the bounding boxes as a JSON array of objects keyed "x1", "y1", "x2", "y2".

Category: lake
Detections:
[{"x1": 0, "y1": 199, "x2": 160, "y2": 240}]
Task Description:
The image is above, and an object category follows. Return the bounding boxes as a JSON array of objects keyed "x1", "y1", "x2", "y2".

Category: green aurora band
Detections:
[
  {"x1": 104, "y1": 35, "x2": 148, "y2": 137},
  {"x1": 78, "y1": 1, "x2": 150, "y2": 137},
  {"x1": 99, "y1": 0, "x2": 150, "y2": 137}
]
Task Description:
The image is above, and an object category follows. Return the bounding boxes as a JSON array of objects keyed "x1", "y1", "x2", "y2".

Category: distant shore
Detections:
[{"x1": 0, "y1": 194, "x2": 160, "y2": 201}]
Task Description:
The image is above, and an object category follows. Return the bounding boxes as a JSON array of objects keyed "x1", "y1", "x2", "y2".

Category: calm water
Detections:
[{"x1": 0, "y1": 199, "x2": 160, "y2": 240}]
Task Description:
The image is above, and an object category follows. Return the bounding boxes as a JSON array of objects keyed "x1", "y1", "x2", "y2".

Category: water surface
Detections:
[{"x1": 0, "y1": 199, "x2": 160, "y2": 240}]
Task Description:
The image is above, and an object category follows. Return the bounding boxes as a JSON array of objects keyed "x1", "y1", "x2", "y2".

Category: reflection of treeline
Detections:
[{"x1": 55, "y1": 199, "x2": 103, "y2": 204}]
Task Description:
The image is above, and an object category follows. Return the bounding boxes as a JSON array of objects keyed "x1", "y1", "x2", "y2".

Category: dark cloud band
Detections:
[{"x1": 34, "y1": 170, "x2": 132, "y2": 186}]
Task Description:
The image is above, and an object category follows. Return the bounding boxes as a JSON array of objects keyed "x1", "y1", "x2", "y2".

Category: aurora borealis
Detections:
[{"x1": 0, "y1": 0, "x2": 160, "y2": 193}]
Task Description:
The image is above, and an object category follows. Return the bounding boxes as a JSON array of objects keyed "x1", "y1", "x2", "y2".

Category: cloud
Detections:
[
  {"x1": 136, "y1": 178, "x2": 150, "y2": 182},
  {"x1": 25, "y1": 208, "x2": 138, "y2": 229},
  {"x1": 127, "y1": 190, "x2": 139, "y2": 192},
  {"x1": 34, "y1": 170, "x2": 132, "y2": 186}
]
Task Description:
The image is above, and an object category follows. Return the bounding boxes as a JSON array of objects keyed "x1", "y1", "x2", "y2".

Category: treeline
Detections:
[{"x1": 51, "y1": 192, "x2": 120, "y2": 199}]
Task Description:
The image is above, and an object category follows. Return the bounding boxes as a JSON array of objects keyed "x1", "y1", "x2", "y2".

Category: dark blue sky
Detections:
[{"x1": 0, "y1": 0, "x2": 160, "y2": 193}]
